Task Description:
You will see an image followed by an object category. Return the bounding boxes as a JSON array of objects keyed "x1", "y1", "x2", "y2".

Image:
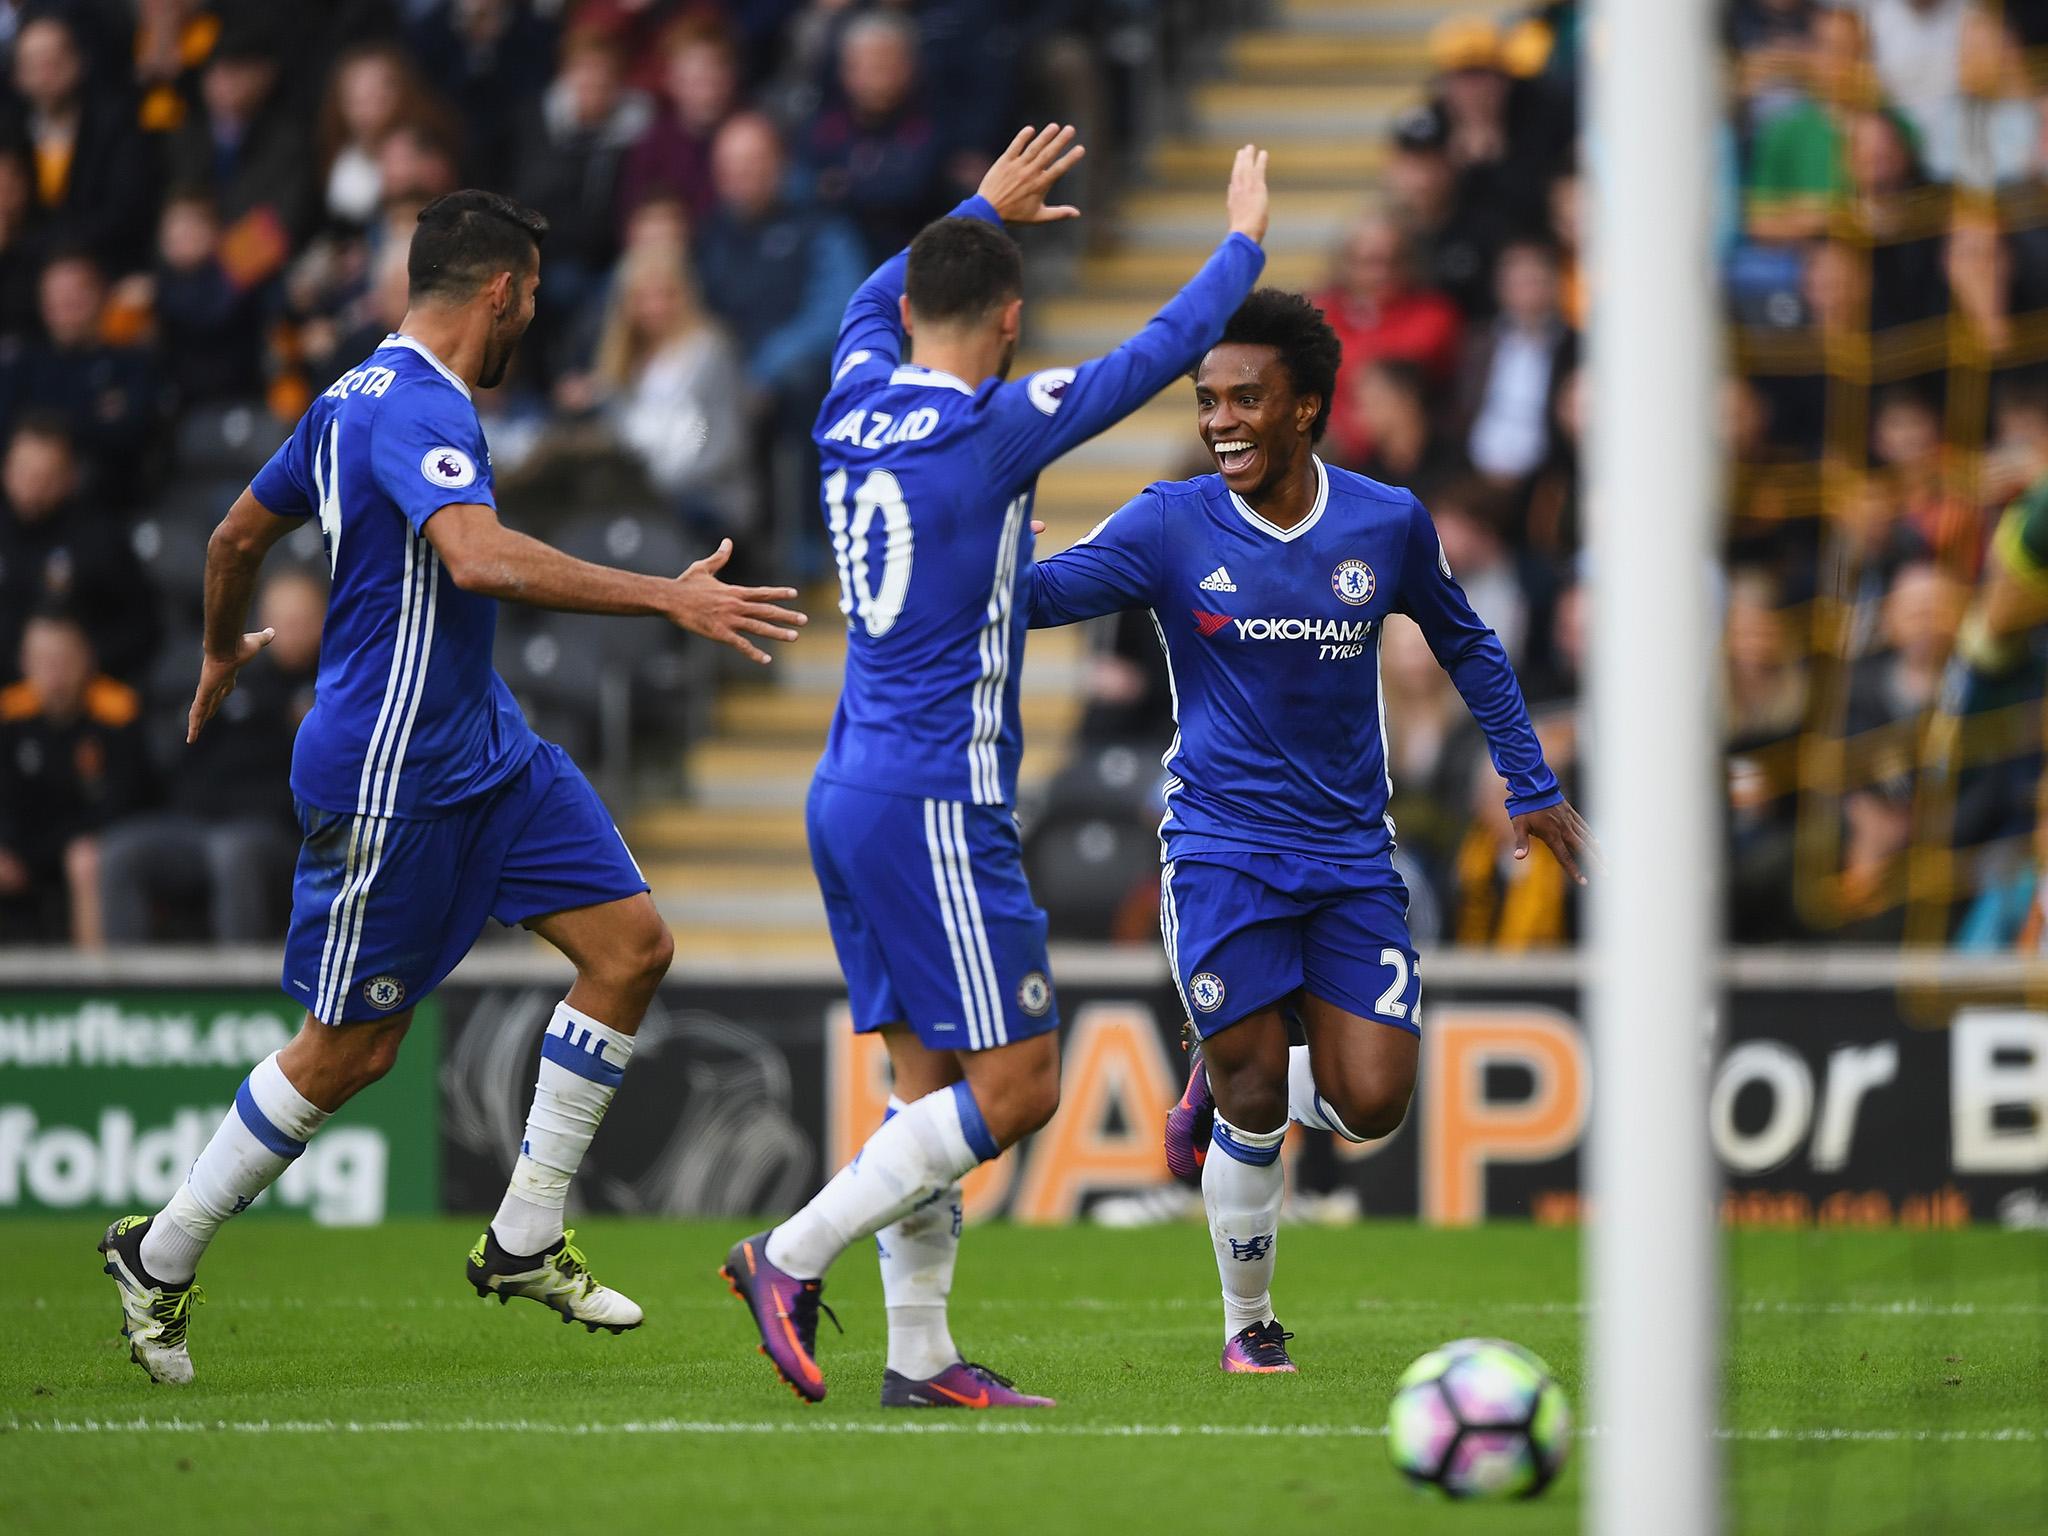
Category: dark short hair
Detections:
[
  {"x1": 1205, "y1": 288, "x2": 1343, "y2": 442},
  {"x1": 905, "y1": 216, "x2": 1022, "y2": 326},
  {"x1": 408, "y1": 190, "x2": 549, "y2": 303}
]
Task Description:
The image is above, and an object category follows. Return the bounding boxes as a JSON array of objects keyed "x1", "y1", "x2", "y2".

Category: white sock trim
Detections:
[{"x1": 1287, "y1": 1045, "x2": 1365, "y2": 1142}]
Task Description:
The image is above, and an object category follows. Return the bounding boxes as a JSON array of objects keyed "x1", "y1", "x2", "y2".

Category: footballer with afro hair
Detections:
[{"x1": 1191, "y1": 288, "x2": 1345, "y2": 524}]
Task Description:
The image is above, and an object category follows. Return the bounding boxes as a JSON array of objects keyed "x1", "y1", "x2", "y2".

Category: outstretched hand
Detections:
[
  {"x1": 1512, "y1": 800, "x2": 1599, "y2": 887},
  {"x1": 1225, "y1": 143, "x2": 1270, "y2": 244},
  {"x1": 187, "y1": 628, "x2": 275, "y2": 744},
  {"x1": 977, "y1": 124, "x2": 1086, "y2": 225},
  {"x1": 666, "y1": 538, "x2": 808, "y2": 665}
]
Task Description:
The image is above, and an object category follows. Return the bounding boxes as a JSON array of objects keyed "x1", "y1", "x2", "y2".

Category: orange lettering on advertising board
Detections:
[{"x1": 1421, "y1": 1008, "x2": 1589, "y2": 1226}]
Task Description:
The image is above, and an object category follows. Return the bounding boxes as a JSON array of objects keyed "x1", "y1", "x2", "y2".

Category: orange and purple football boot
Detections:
[
  {"x1": 1164, "y1": 1031, "x2": 1214, "y2": 1184},
  {"x1": 721, "y1": 1230, "x2": 836, "y2": 1403},
  {"x1": 1220, "y1": 1320, "x2": 1297, "y2": 1374},
  {"x1": 881, "y1": 1360, "x2": 1056, "y2": 1409}
]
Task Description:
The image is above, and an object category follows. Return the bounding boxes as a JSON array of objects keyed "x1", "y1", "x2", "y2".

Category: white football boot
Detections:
[
  {"x1": 465, "y1": 1227, "x2": 644, "y2": 1333},
  {"x1": 98, "y1": 1216, "x2": 202, "y2": 1385}
]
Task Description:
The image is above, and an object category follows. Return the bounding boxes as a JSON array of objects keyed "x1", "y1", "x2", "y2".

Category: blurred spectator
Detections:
[
  {"x1": 147, "y1": 191, "x2": 269, "y2": 406},
  {"x1": 134, "y1": 0, "x2": 222, "y2": 138},
  {"x1": 513, "y1": 27, "x2": 654, "y2": 374},
  {"x1": 1449, "y1": 761, "x2": 1572, "y2": 949},
  {"x1": 1871, "y1": 384, "x2": 1975, "y2": 571},
  {"x1": 1315, "y1": 209, "x2": 1463, "y2": 468},
  {"x1": 1381, "y1": 103, "x2": 1506, "y2": 321},
  {"x1": 1071, "y1": 607, "x2": 1173, "y2": 747},
  {"x1": 0, "y1": 143, "x2": 41, "y2": 343},
  {"x1": 1920, "y1": 5, "x2": 2038, "y2": 187},
  {"x1": 1842, "y1": 107, "x2": 1948, "y2": 330},
  {"x1": 0, "y1": 609, "x2": 150, "y2": 947},
  {"x1": 1858, "y1": 0, "x2": 1966, "y2": 155},
  {"x1": 1379, "y1": 612, "x2": 1482, "y2": 911},
  {"x1": 166, "y1": 15, "x2": 315, "y2": 285},
  {"x1": 1456, "y1": 238, "x2": 1574, "y2": 487},
  {"x1": 804, "y1": 12, "x2": 947, "y2": 263},
  {"x1": 1746, "y1": 5, "x2": 1874, "y2": 243},
  {"x1": 1837, "y1": 562, "x2": 1966, "y2": 925},
  {"x1": 0, "y1": 251, "x2": 161, "y2": 496},
  {"x1": 1353, "y1": 359, "x2": 1468, "y2": 498},
  {"x1": 561, "y1": 241, "x2": 752, "y2": 538},
  {"x1": 617, "y1": 20, "x2": 741, "y2": 226},
  {"x1": 1426, "y1": 17, "x2": 1560, "y2": 238},
  {"x1": 1847, "y1": 560, "x2": 1966, "y2": 735},
  {"x1": 1521, "y1": 362, "x2": 1585, "y2": 561},
  {"x1": 1431, "y1": 479, "x2": 1529, "y2": 663},
  {"x1": 1731, "y1": 0, "x2": 1820, "y2": 135},
  {"x1": 97, "y1": 568, "x2": 321, "y2": 944},
  {"x1": 696, "y1": 112, "x2": 865, "y2": 415},
  {"x1": 407, "y1": 0, "x2": 559, "y2": 191},
  {"x1": 1547, "y1": 170, "x2": 1585, "y2": 329},
  {"x1": 317, "y1": 43, "x2": 461, "y2": 231},
  {"x1": 1724, "y1": 569, "x2": 1808, "y2": 939},
  {"x1": 1, "y1": 13, "x2": 153, "y2": 273},
  {"x1": 0, "y1": 413, "x2": 159, "y2": 684}
]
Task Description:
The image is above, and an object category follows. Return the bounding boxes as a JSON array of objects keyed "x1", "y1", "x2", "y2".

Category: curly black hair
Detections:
[{"x1": 1202, "y1": 288, "x2": 1344, "y2": 442}]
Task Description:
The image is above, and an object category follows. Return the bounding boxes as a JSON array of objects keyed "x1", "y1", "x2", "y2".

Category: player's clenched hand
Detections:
[
  {"x1": 186, "y1": 628, "x2": 275, "y2": 744},
  {"x1": 1225, "y1": 144, "x2": 1270, "y2": 244},
  {"x1": 667, "y1": 538, "x2": 808, "y2": 665},
  {"x1": 977, "y1": 124, "x2": 1085, "y2": 224},
  {"x1": 1511, "y1": 800, "x2": 1599, "y2": 887}
]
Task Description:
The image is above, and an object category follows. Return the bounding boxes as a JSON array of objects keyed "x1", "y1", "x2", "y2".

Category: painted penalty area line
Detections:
[{"x1": 6, "y1": 1418, "x2": 2044, "y2": 1446}]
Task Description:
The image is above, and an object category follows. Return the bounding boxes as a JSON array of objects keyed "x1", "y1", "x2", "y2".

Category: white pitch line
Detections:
[
  {"x1": 4, "y1": 1418, "x2": 2043, "y2": 1446},
  {"x1": 16, "y1": 1295, "x2": 2048, "y2": 1318}
]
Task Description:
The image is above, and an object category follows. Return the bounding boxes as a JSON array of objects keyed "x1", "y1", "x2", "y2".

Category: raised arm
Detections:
[
  {"x1": 982, "y1": 147, "x2": 1269, "y2": 488},
  {"x1": 424, "y1": 509, "x2": 805, "y2": 665},
  {"x1": 830, "y1": 124, "x2": 1088, "y2": 380},
  {"x1": 1022, "y1": 492, "x2": 1165, "y2": 628},
  {"x1": 1394, "y1": 493, "x2": 1595, "y2": 882}
]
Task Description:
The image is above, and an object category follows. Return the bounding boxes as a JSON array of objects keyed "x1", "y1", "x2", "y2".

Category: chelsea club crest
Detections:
[
  {"x1": 362, "y1": 975, "x2": 406, "y2": 1011},
  {"x1": 1331, "y1": 560, "x2": 1375, "y2": 606}
]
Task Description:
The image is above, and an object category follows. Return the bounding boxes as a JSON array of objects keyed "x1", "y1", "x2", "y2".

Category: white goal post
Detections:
[{"x1": 1587, "y1": 1, "x2": 1722, "y2": 1533}]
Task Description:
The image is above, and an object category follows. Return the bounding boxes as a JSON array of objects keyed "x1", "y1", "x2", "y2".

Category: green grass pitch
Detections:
[{"x1": 2, "y1": 1219, "x2": 2044, "y2": 1535}]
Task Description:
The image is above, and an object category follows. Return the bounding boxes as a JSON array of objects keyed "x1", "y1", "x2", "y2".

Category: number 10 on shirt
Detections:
[{"x1": 826, "y1": 467, "x2": 913, "y2": 638}]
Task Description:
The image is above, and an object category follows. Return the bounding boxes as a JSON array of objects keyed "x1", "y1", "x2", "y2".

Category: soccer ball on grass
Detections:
[{"x1": 1385, "y1": 1337, "x2": 1571, "y2": 1498}]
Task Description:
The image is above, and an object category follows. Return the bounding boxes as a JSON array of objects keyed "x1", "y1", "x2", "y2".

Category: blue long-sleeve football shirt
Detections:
[
  {"x1": 811, "y1": 194, "x2": 1265, "y2": 806},
  {"x1": 1021, "y1": 460, "x2": 1562, "y2": 864}
]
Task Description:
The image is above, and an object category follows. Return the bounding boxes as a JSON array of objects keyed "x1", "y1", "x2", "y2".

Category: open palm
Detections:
[{"x1": 977, "y1": 124, "x2": 1087, "y2": 225}]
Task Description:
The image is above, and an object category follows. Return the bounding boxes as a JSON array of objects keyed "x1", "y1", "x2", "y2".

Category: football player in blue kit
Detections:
[
  {"x1": 722, "y1": 128, "x2": 1272, "y2": 1407},
  {"x1": 1022, "y1": 290, "x2": 1594, "y2": 1373},
  {"x1": 97, "y1": 191, "x2": 808, "y2": 1385}
]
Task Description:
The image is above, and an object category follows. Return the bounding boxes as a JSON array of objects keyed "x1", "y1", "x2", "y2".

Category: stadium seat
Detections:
[
  {"x1": 173, "y1": 401, "x2": 278, "y2": 478},
  {"x1": 1023, "y1": 810, "x2": 1161, "y2": 941},
  {"x1": 1041, "y1": 740, "x2": 1167, "y2": 820}
]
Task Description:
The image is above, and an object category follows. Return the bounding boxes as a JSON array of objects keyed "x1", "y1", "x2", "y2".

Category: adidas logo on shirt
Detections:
[{"x1": 1198, "y1": 566, "x2": 1237, "y2": 593}]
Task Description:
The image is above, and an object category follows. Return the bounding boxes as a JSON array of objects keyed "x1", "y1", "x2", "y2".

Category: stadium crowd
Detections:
[
  {"x1": 0, "y1": 0, "x2": 1138, "y2": 945},
  {"x1": 1038, "y1": 0, "x2": 2048, "y2": 952},
  {"x1": 3, "y1": 0, "x2": 2045, "y2": 953}
]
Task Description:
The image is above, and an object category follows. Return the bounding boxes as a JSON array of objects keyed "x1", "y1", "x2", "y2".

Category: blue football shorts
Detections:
[
  {"x1": 1160, "y1": 850, "x2": 1421, "y2": 1039},
  {"x1": 281, "y1": 740, "x2": 649, "y2": 1024},
  {"x1": 807, "y1": 777, "x2": 1059, "y2": 1051}
]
